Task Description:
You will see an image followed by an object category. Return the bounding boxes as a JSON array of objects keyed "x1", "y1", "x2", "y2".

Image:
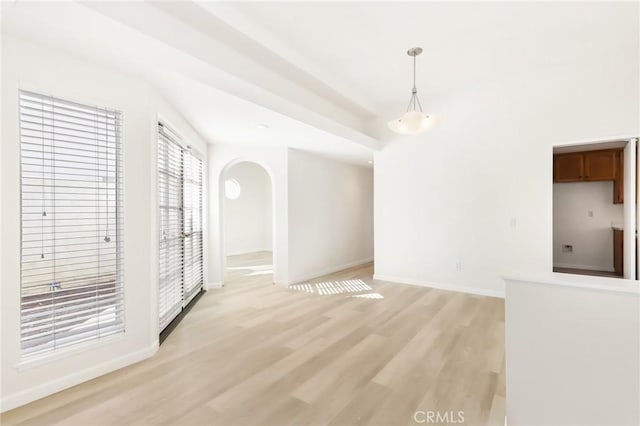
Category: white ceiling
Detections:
[
  {"x1": 216, "y1": 1, "x2": 636, "y2": 116},
  {"x1": 2, "y1": 1, "x2": 637, "y2": 164}
]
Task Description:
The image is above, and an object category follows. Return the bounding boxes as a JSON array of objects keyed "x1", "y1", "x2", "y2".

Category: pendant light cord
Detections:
[{"x1": 413, "y1": 54, "x2": 416, "y2": 92}]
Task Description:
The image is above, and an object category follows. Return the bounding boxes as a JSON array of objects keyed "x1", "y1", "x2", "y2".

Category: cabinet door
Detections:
[
  {"x1": 554, "y1": 154, "x2": 584, "y2": 182},
  {"x1": 584, "y1": 150, "x2": 616, "y2": 181},
  {"x1": 613, "y1": 229, "x2": 623, "y2": 276},
  {"x1": 614, "y1": 150, "x2": 624, "y2": 204}
]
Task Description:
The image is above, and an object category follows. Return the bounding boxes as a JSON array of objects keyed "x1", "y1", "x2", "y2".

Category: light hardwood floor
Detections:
[{"x1": 2, "y1": 252, "x2": 505, "y2": 426}]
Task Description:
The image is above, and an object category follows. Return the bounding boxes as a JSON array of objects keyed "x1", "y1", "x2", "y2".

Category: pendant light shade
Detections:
[
  {"x1": 387, "y1": 111, "x2": 433, "y2": 135},
  {"x1": 388, "y1": 47, "x2": 434, "y2": 136}
]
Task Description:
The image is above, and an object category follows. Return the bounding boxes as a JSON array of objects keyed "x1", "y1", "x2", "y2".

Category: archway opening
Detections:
[{"x1": 221, "y1": 161, "x2": 274, "y2": 285}]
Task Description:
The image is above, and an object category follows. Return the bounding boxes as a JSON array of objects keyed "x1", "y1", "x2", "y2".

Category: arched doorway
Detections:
[{"x1": 221, "y1": 161, "x2": 274, "y2": 285}]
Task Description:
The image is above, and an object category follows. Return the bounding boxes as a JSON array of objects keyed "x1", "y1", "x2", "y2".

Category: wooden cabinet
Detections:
[
  {"x1": 584, "y1": 150, "x2": 617, "y2": 181},
  {"x1": 613, "y1": 228, "x2": 623, "y2": 276},
  {"x1": 554, "y1": 153, "x2": 584, "y2": 182},
  {"x1": 554, "y1": 149, "x2": 624, "y2": 203}
]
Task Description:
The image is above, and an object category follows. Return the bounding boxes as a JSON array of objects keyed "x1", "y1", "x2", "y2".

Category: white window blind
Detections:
[
  {"x1": 157, "y1": 123, "x2": 203, "y2": 333},
  {"x1": 158, "y1": 125, "x2": 184, "y2": 330},
  {"x1": 183, "y1": 152, "x2": 204, "y2": 305},
  {"x1": 20, "y1": 90, "x2": 124, "y2": 357}
]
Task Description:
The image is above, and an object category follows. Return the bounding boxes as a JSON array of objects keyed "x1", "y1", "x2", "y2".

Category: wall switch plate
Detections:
[
  {"x1": 455, "y1": 261, "x2": 462, "y2": 271},
  {"x1": 588, "y1": 210, "x2": 594, "y2": 217}
]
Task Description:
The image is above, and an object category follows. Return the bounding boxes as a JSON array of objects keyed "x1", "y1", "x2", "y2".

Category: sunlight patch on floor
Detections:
[
  {"x1": 289, "y1": 279, "x2": 383, "y2": 299},
  {"x1": 226, "y1": 264, "x2": 273, "y2": 276},
  {"x1": 350, "y1": 292, "x2": 384, "y2": 299},
  {"x1": 226, "y1": 264, "x2": 272, "y2": 271},
  {"x1": 247, "y1": 270, "x2": 273, "y2": 276}
]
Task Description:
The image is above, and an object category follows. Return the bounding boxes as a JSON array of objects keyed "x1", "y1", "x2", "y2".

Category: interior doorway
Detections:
[
  {"x1": 221, "y1": 162, "x2": 274, "y2": 285},
  {"x1": 552, "y1": 138, "x2": 637, "y2": 279}
]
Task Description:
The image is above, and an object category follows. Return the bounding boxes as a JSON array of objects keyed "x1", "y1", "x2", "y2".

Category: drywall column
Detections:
[{"x1": 504, "y1": 273, "x2": 640, "y2": 425}]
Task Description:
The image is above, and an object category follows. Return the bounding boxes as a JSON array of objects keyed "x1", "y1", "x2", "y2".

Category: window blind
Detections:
[
  {"x1": 158, "y1": 124, "x2": 184, "y2": 331},
  {"x1": 19, "y1": 90, "x2": 124, "y2": 357},
  {"x1": 183, "y1": 151, "x2": 204, "y2": 305},
  {"x1": 157, "y1": 123, "x2": 203, "y2": 333}
]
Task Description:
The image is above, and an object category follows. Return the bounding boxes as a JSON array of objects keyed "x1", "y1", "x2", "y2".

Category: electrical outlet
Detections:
[
  {"x1": 455, "y1": 261, "x2": 462, "y2": 271},
  {"x1": 510, "y1": 217, "x2": 517, "y2": 228},
  {"x1": 588, "y1": 210, "x2": 594, "y2": 217},
  {"x1": 563, "y1": 245, "x2": 573, "y2": 253}
]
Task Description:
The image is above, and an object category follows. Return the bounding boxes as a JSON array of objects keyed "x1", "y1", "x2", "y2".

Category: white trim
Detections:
[
  {"x1": 207, "y1": 282, "x2": 223, "y2": 289},
  {"x1": 0, "y1": 341, "x2": 158, "y2": 413},
  {"x1": 553, "y1": 262, "x2": 615, "y2": 273},
  {"x1": 552, "y1": 134, "x2": 638, "y2": 148},
  {"x1": 288, "y1": 258, "x2": 374, "y2": 285},
  {"x1": 373, "y1": 274, "x2": 505, "y2": 299},
  {"x1": 623, "y1": 140, "x2": 636, "y2": 279},
  {"x1": 504, "y1": 272, "x2": 640, "y2": 295}
]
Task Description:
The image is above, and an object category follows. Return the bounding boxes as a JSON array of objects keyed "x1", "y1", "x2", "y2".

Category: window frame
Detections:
[{"x1": 18, "y1": 89, "x2": 125, "y2": 359}]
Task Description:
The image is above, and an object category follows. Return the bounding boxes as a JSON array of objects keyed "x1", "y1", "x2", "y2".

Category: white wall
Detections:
[
  {"x1": 553, "y1": 182, "x2": 623, "y2": 271},
  {"x1": 207, "y1": 144, "x2": 288, "y2": 286},
  {"x1": 288, "y1": 149, "x2": 374, "y2": 283},
  {"x1": 0, "y1": 35, "x2": 208, "y2": 411},
  {"x1": 505, "y1": 273, "x2": 640, "y2": 425},
  {"x1": 374, "y1": 3, "x2": 639, "y2": 297},
  {"x1": 223, "y1": 162, "x2": 272, "y2": 256}
]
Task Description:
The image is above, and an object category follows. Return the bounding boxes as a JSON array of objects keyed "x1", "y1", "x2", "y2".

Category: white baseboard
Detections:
[
  {"x1": 0, "y1": 341, "x2": 159, "y2": 413},
  {"x1": 373, "y1": 274, "x2": 505, "y2": 299},
  {"x1": 553, "y1": 262, "x2": 615, "y2": 272},
  {"x1": 207, "y1": 282, "x2": 223, "y2": 289},
  {"x1": 288, "y1": 257, "x2": 374, "y2": 285}
]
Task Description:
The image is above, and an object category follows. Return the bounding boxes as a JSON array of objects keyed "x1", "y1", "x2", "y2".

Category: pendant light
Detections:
[{"x1": 387, "y1": 47, "x2": 433, "y2": 135}]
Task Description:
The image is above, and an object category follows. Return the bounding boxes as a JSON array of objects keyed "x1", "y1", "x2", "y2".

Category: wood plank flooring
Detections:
[{"x1": 1, "y1": 252, "x2": 505, "y2": 426}]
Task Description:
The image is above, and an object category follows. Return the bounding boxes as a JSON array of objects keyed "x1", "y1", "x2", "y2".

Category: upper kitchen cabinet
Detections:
[
  {"x1": 554, "y1": 149, "x2": 621, "y2": 183},
  {"x1": 553, "y1": 148, "x2": 625, "y2": 203},
  {"x1": 554, "y1": 153, "x2": 584, "y2": 182},
  {"x1": 584, "y1": 150, "x2": 617, "y2": 181}
]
